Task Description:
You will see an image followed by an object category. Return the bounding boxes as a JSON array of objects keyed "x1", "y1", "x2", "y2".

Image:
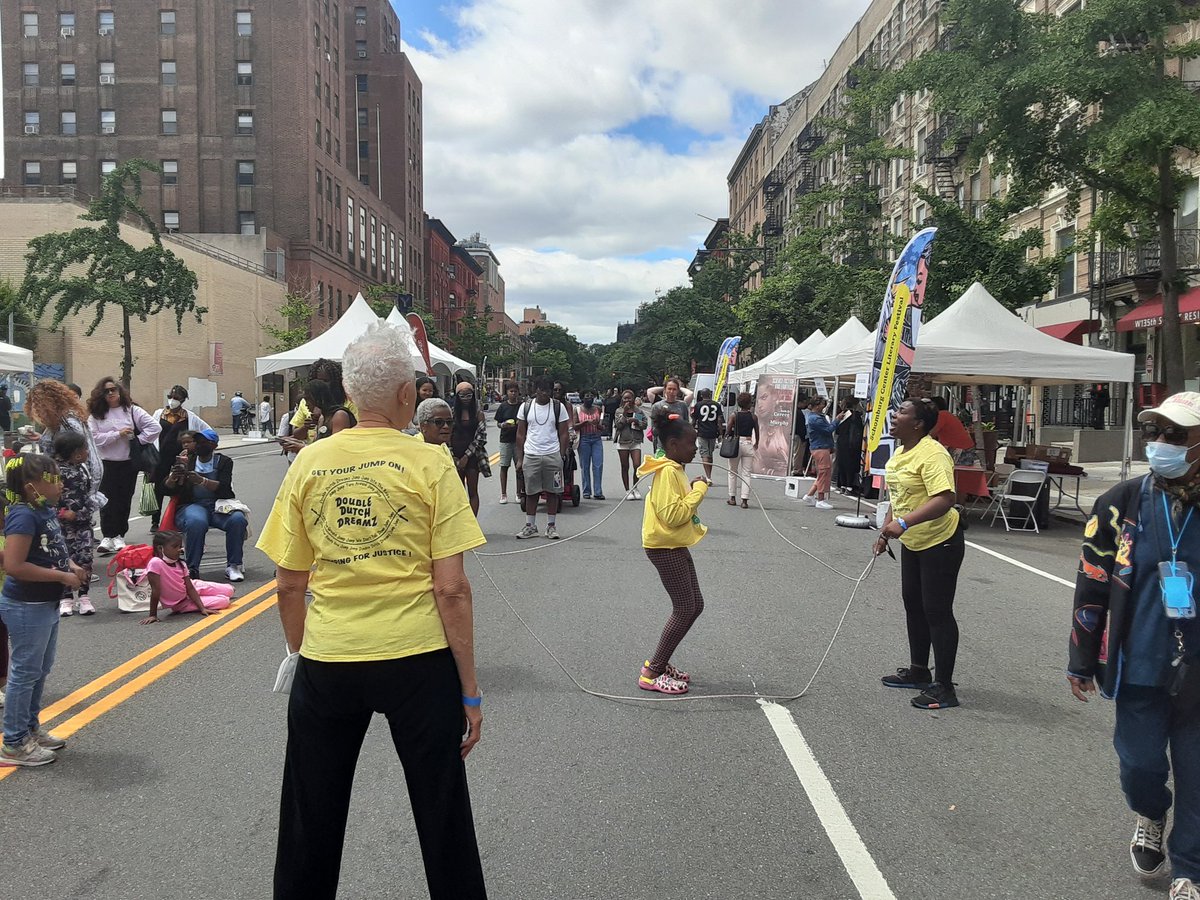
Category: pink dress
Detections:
[{"x1": 146, "y1": 556, "x2": 233, "y2": 613}]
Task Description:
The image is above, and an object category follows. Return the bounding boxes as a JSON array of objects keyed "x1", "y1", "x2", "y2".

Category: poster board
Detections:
[
  {"x1": 750, "y1": 375, "x2": 798, "y2": 479},
  {"x1": 869, "y1": 437, "x2": 895, "y2": 477}
]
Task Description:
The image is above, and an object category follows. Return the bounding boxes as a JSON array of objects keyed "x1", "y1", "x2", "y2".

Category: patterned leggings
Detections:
[{"x1": 645, "y1": 547, "x2": 705, "y2": 675}]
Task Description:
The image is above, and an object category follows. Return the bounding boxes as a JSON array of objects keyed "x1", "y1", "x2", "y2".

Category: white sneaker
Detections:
[
  {"x1": 633, "y1": 488, "x2": 641, "y2": 500},
  {"x1": 112, "y1": 537, "x2": 126, "y2": 550},
  {"x1": 1171, "y1": 880, "x2": 1200, "y2": 900},
  {"x1": 226, "y1": 565, "x2": 245, "y2": 583},
  {"x1": 0, "y1": 735, "x2": 56, "y2": 767},
  {"x1": 97, "y1": 537, "x2": 116, "y2": 555},
  {"x1": 815, "y1": 500, "x2": 834, "y2": 510},
  {"x1": 59, "y1": 599, "x2": 74, "y2": 618},
  {"x1": 0, "y1": 688, "x2": 5, "y2": 708},
  {"x1": 803, "y1": 496, "x2": 817, "y2": 507},
  {"x1": 499, "y1": 495, "x2": 508, "y2": 505},
  {"x1": 77, "y1": 596, "x2": 95, "y2": 616}
]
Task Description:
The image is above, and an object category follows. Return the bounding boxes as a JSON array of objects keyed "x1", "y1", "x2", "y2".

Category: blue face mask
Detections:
[{"x1": 1146, "y1": 440, "x2": 1200, "y2": 479}]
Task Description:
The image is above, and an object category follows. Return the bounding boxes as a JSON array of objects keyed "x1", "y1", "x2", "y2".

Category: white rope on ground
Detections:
[{"x1": 471, "y1": 458, "x2": 881, "y2": 703}]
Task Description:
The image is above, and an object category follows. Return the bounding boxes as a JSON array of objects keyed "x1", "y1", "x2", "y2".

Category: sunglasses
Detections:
[
  {"x1": 1141, "y1": 422, "x2": 1191, "y2": 444},
  {"x1": 104, "y1": 387, "x2": 120, "y2": 395},
  {"x1": 428, "y1": 418, "x2": 454, "y2": 427}
]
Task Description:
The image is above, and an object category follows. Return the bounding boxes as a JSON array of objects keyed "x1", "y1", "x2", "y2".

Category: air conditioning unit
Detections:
[
  {"x1": 101, "y1": 124, "x2": 116, "y2": 134},
  {"x1": 60, "y1": 27, "x2": 75, "y2": 38},
  {"x1": 23, "y1": 125, "x2": 39, "y2": 135},
  {"x1": 98, "y1": 27, "x2": 112, "y2": 36},
  {"x1": 357, "y1": 50, "x2": 367, "y2": 58},
  {"x1": 99, "y1": 74, "x2": 115, "y2": 85}
]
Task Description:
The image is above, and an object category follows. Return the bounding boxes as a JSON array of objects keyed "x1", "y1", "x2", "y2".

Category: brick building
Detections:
[{"x1": 1, "y1": 0, "x2": 424, "y2": 335}]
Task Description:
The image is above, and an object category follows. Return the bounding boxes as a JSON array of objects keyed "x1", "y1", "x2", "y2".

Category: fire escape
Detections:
[
  {"x1": 921, "y1": 115, "x2": 967, "y2": 203},
  {"x1": 761, "y1": 126, "x2": 823, "y2": 274}
]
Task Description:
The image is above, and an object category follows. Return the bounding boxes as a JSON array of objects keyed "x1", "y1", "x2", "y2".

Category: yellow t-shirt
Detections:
[
  {"x1": 884, "y1": 436, "x2": 960, "y2": 552},
  {"x1": 256, "y1": 427, "x2": 486, "y2": 662}
]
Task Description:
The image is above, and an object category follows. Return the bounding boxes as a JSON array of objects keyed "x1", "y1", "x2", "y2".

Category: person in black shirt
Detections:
[
  {"x1": 602, "y1": 389, "x2": 621, "y2": 440},
  {"x1": 691, "y1": 389, "x2": 724, "y2": 481},
  {"x1": 495, "y1": 383, "x2": 523, "y2": 504},
  {"x1": 0, "y1": 385, "x2": 12, "y2": 432}
]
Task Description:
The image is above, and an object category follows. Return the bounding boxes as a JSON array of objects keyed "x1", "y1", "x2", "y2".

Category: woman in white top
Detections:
[{"x1": 87, "y1": 376, "x2": 160, "y2": 553}]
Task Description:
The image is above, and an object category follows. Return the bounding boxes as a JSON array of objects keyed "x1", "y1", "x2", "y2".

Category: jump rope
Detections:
[{"x1": 470, "y1": 458, "x2": 882, "y2": 704}]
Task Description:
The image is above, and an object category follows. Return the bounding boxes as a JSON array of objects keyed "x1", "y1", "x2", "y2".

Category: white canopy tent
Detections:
[
  {"x1": 256, "y1": 294, "x2": 405, "y2": 377},
  {"x1": 772, "y1": 317, "x2": 869, "y2": 378},
  {"x1": 0, "y1": 342, "x2": 33, "y2": 373},
  {"x1": 735, "y1": 337, "x2": 800, "y2": 387},
  {"x1": 384, "y1": 307, "x2": 477, "y2": 377}
]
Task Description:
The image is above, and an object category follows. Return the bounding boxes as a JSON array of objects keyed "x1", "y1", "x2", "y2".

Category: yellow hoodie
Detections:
[{"x1": 638, "y1": 454, "x2": 709, "y2": 549}]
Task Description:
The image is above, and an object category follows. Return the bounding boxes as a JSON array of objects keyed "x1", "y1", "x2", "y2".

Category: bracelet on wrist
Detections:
[
  {"x1": 897, "y1": 517, "x2": 909, "y2": 532},
  {"x1": 462, "y1": 693, "x2": 482, "y2": 707}
]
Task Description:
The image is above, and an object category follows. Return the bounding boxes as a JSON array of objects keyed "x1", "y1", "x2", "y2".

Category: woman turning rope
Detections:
[{"x1": 635, "y1": 407, "x2": 712, "y2": 695}]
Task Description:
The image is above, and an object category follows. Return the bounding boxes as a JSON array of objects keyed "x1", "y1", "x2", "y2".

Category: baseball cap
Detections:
[
  {"x1": 198, "y1": 427, "x2": 220, "y2": 445},
  {"x1": 1137, "y1": 392, "x2": 1200, "y2": 428}
]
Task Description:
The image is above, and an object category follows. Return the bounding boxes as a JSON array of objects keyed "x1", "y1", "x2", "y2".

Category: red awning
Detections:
[
  {"x1": 1116, "y1": 287, "x2": 1200, "y2": 332},
  {"x1": 1037, "y1": 320, "x2": 1099, "y2": 344}
]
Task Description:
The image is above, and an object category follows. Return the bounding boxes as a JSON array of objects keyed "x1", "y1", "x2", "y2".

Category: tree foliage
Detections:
[
  {"x1": 18, "y1": 159, "x2": 203, "y2": 388},
  {"x1": 262, "y1": 291, "x2": 315, "y2": 353},
  {"x1": 891, "y1": 0, "x2": 1200, "y2": 389},
  {"x1": 451, "y1": 304, "x2": 505, "y2": 370},
  {"x1": 0, "y1": 280, "x2": 39, "y2": 354},
  {"x1": 527, "y1": 324, "x2": 596, "y2": 387}
]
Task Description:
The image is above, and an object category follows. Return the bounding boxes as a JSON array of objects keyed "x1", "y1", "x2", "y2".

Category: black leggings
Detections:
[
  {"x1": 645, "y1": 547, "x2": 705, "y2": 674},
  {"x1": 899, "y1": 523, "x2": 965, "y2": 685},
  {"x1": 99, "y1": 459, "x2": 139, "y2": 538}
]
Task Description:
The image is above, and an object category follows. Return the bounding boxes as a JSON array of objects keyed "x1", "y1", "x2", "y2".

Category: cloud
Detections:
[{"x1": 402, "y1": 0, "x2": 868, "y2": 340}]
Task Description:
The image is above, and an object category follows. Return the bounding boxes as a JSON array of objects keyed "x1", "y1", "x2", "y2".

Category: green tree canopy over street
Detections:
[{"x1": 18, "y1": 159, "x2": 202, "y2": 388}]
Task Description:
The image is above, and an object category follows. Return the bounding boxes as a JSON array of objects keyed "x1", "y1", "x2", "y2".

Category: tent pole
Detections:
[{"x1": 1121, "y1": 382, "x2": 1134, "y2": 481}]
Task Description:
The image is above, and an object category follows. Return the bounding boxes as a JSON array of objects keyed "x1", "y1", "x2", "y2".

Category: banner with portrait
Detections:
[{"x1": 750, "y1": 375, "x2": 798, "y2": 479}]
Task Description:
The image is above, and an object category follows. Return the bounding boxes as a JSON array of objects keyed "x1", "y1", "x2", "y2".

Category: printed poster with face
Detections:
[{"x1": 750, "y1": 375, "x2": 798, "y2": 479}]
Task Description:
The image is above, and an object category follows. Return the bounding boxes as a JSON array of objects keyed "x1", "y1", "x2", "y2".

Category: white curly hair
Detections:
[
  {"x1": 414, "y1": 397, "x2": 451, "y2": 426},
  {"x1": 341, "y1": 323, "x2": 416, "y2": 413}
]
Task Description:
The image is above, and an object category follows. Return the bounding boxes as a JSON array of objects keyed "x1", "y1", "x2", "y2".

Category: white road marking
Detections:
[{"x1": 758, "y1": 699, "x2": 898, "y2": 900}]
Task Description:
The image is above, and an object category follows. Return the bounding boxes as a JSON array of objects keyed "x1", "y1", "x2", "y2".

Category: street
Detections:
[{"x1": 0, "y1": 426, "x2": 1157, "y2": 900}]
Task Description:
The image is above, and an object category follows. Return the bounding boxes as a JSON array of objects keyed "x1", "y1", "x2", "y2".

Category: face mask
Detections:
[
  {"x1": 167, "y1": 399, "x2": 182, "y2": 410},
  {"x1": 583, "y1": 397, "x2": 594, "y2": 407},
  {"x1": 1146, "y1": 440, "x2": 1200, "y2": 479}
]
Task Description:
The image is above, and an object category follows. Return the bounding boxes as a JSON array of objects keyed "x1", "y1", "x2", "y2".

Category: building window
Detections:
[
  {"x1": 161, "y1": 60, "x2": 177, "y2": 86},
  {"x1": 358, "y1": 108, "x2": 369, "y2": 128},
  {"x1": 101, "y1": 160, "x2": 117, "y2": 176},
  {"x1": 333, "y1": 93, "x2": 339, "y2": 117},
  {"x1": 315, "y1": 71, "x2": 321, "y2": 98},
  {"x1": 370, "y1": 215, "x2": 378, "y2": 267},
  {"x1": 61, "y1": 161, "x2": 78, "y2": 185},
  {"x1": 60, "y1": 63, "x2": 76, "y2": 86},
  {"x1": 325, "y1": 129, "x2": 331, "y2": 153},
  {"x1": 334, "y1": 184, "x2": 340, "y2": 208},
  {"x1": 59, "y1": 12, "x2": 75, "y2": 29},
  {"x1": 237, "y1": 160, "x2": 255, "y2": 186},
  {"x1": 236, "y1": 11, "x2": 252, "y2": 36},
  {"x1": 356, "y1": 74, "x2": 368, "y2": 94},
  {"x1": 162, "y1": 160, "x2": 178, "y2": 185},
  {"x1": 237, "y1": 61, "x2": 253, "y2": 85},
  {"x1": 23, "y1": 111, "x2": 40, "y2": 134},
  {"x1": 161, "y1": 109, "x2": 178, "y2": 135},
  {"x1": 236, "y1": 110, "x2": 254, "y2": 135},
  {"x1": 23, "y1": 162, "x2": 41, "y2": 186},
  {"x1": 337, "y1": 289, "x2": 343, "y2": 316},
  {"x1": 347, "y1": 198, "x2": 355, "y2": 257},
  {"x1": 22, "y1": 13, "x2": 38, "y2": 38},
  {"x1": 355, "y1": 6, "x2": 367, "y2": 25},
  {"x1": 99, "y1": 61, "x2": 115, "y2": 84},
  {"x1": 325, "y1": 176, "x2": 332, "y2": 201},
  {"x1": 359, "y1": 173, "x2": 369, "y2": 186},
  {"x1": 317, "y1": 282, "x2": 325, "y2": 317},
  {"x1": 22, "y1": 63, "x2": 39, "y2": 87},
  {"x1": 98, "y1": 10, "x2": 114, "y2": 34},
  {"x1": 356, "y1": 39, "x2": 367, "y2": 58},
  {"x1": 359, "y1": 207, "x2": 366, "y2": 260},
  {"x1": 163, "y1": 211, "x2": 180, "y2": 231},
  {"x1": 239, "y1": 211, "x2": 256, "y2": 235},
  {"x1": 160, "y1": 10, "x2": 176, "y2": 35},
  {"x1": 334, "y1": 139, "x2": 340, "y2": 162},
  {"x1": 359, "y1": 141, "x2": 369, "y2": 159},
  {"x1": 60, "y1": 111, "x2": 76, "y2": 135},
  {"x1": 1056, "y1": 226, "x2": 1077, "y2": 297}
]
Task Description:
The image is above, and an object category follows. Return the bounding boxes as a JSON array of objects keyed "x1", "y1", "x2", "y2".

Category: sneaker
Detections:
[
  {"x1": 0, "y1": 735, "x2": 57, "y2": 767},
  {"x1": 1171, "y1": 879, "x2": 1200, "y2": 900},
  {"x1": 29, "y1": 727, "x2": 65, "y2": 751},
  {"x1": 516, "y1": 523, "x2": 539, "y2": 540},
  {"x1": 89, "y1": 573, "x2": 100, "y2": 584},
  {"x1": 881, "y1": 666, "x2": 932, "y2": 690},
  {"x1": 1131, "y1": 815, "x2": 1167, "y2": 878},
  {"x1": 815, "y1": 500, "x2": 834, "y2": 510},
  {"x1": 97, "y1": 537, "x2": 116, "y2": 555},
  {"x1": 226, "y1": 565, "x2": 245, "y2": 583},
  {"x1": 638, "y1": 669, "x2": 689, "y2": 694},
  {"x1": 912, "y1": 683, "x2": 959, "y2": 709},
  {"x1": 633, "y1": 488, "x2": 641, "y2": 500},
  {"x1": 803, "y1": 496, "x2": 817, "y2": 507},
  {"x1": 59, "y1": 599, "x2": 74, "y2": 618},
  {"x1": 499, "y1": 495, "x2": 508, "y2": 505},
  {"x1": 583, "y1": 493, "x2": 592, "y2": 500},
  {"x1": 651, "y1": 660, "x2": 691, "y2": 683},
  {"x1": 77, "y1": 596, "x2": 95, "y2": 616},
  {"x1": 112, "y1": 537, "x2": 126, "y2": 551},
  {"x1": 594, "y1": 494, "x2": 605, "y2": 501},
  {"x1": 546, "y1": 525, "x2": 560, "y2": 540},
  {"x1": 0, "y1": 689, "x2": 5, "y2": 708}
]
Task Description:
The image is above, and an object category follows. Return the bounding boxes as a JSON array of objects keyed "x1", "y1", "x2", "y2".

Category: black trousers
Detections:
[
  {"x1": 99, "y1": 459, "x2": 138, "y2": 538},
  {"x1": 274, "y1": 649, "x2": 487, "y2": 900},
  {"x1": 899, "y1": 523, "x2": 965, "y2": 685}
]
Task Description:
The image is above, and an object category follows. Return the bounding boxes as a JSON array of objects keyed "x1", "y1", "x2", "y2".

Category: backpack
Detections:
[
  {"x1": 519, "y1": 399, "x2": 563, "y2": 424},
  {"x1": 106, "y1": 543, "x2": 154, "y2": 613}
]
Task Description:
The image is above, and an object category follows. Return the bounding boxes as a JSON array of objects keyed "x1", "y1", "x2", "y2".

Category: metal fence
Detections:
[{"x1": 1041, "y1": 394, "x2": 1127, "y2": 429}]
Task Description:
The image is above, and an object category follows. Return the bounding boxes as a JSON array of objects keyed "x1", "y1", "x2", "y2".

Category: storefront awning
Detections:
[
  {"x1": 1036, "y1": 319, "x2": 1100, "y2": 344},
  {"x1": 1116, "y1": 287, "x2": 1200, "y2": 332}
]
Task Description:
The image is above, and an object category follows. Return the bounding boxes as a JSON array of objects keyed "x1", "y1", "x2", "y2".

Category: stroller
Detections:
[{"x1": 516, "y1": 446, "x2": 581, "y2": 508}]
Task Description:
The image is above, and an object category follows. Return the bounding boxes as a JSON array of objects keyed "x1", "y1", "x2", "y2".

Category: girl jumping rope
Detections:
[
  {"x1": 139, "y1": 530, "x2": 234, "y2": 625},
  {"x1": 0, "y1": 454, "x2": 83, "y2": 767},
  {"x1": 636, "y1": 407, "x2": 712, "y2": 694}
]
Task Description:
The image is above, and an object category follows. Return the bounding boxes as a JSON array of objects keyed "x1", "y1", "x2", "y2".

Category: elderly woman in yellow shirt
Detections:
[
  {"x1": 257, "y1": 324, "x2": 487, "y2": 900},
  {"x1": 873, "y1": 398, "x2": 965, "y2": 711}
]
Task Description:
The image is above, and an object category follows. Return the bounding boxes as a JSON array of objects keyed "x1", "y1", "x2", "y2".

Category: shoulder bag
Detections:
[
  {"x1": 129, "y1": 409, "x2": 160, "y2": 474},
  {"x1": 719, "y1": 420, "x2": 740, "y2": 459}
]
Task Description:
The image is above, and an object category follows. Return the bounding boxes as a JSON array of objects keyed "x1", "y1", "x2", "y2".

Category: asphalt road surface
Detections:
[{"x1": 0, "y1": 427, "x2": 1166, "y2": 900}]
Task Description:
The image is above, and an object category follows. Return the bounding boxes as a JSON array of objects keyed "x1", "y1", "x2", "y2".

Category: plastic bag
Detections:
[{"x1": 138, "y1": 480, "x2": 159, "y2": 516}]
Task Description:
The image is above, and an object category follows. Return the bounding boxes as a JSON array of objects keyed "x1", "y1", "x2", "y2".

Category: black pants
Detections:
[
  {"x1": 274, "y1": 649, "x2": 486, "y2": 900},
  {"x1": 99, "y1": 459, "x2": 138, "y2": 538},
  {"x1": 899, "y1": 523, "x2": 965, "y2": 685}
]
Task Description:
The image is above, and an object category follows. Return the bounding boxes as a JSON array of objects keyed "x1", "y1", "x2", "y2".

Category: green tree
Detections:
[
  {"x1": 17, "y1": 159, "x2": 202, "y2": 388},
  {"x1": 527, "y1": 323, "x2": 596, "y2": 387},
  {"x1": 0, "y1": 280, "x2": 39, "y2": 354},
  {"x1": 262, "y1": 290, "x2": 315, "y2": 353},
  {"x1": 451, "y1": 304, "x2": 504, "y2": 370},
  {"x1": 892, "y1": 0, "x2": 1200, "y2": 390}
]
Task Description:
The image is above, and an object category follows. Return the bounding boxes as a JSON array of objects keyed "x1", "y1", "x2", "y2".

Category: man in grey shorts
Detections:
[{"x1": 515, "y1": 377, "x2": 570, "y2": 540}]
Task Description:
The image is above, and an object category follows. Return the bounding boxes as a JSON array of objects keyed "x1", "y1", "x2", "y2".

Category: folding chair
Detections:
[
  {"x1": 972, "y1": 463, "x2": 1013, "y2": 519},
  {"x1": 991, "y1": 469, "x2": 1047, "y2": 533}
]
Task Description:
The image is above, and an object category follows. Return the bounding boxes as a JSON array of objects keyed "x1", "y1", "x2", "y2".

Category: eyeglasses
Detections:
[
  {"x1": 428, "y1": 418, "x2": 454, "y2": 427},
  {"x1": 104, "y1": 387, "x2": 120, "y2": 395},
  {"x1": 1141, "y1": 422, "x2": 1191, "y2": 444}
]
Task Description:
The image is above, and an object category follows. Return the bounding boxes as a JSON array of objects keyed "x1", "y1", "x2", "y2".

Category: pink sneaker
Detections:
[
  {"x1": 77, "y1": 596, "x2": 95, "y2": 616},
  {"x1": 638, "y1": 667, "x2": 688, "y2": 694},
  {"x1": 59, "y1": 599, "x2": 74, "y2": 618},
  {"x1": 646, "y1": 660, "x2": 690, "y2": 683}
]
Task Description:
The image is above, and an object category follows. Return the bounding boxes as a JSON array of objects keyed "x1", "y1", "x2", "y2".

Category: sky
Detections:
[{"x1": 392, "y1": 0, "x2": 869, "y2": 345}]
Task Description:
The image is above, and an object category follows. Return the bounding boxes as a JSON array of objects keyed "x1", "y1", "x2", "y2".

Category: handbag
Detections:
[
  {"x1": 719, "y1": 430, "x2": 740, "y2": 459},
  {"x1": 108, "y1": 568, "x2": 152, "y2": 613},
  {"x1": 130, "y1": 412, "x2": 160, "y2": 474}
]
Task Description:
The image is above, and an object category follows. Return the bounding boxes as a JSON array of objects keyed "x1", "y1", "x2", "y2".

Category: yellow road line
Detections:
[
  {"x1": 37, "y1": 580, "x2": 279, "y2": 726},
  {"x1": 489, "y1": 452, "x2": 500, "y2": 465},
  {"x1": 0, "y1": 590, "x2": 280, "y2": 781}
]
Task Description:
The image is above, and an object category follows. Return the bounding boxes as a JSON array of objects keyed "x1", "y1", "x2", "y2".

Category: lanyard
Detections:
[{"x1": 1162, "y1": 493, "x2": 1194, "y2": 569}]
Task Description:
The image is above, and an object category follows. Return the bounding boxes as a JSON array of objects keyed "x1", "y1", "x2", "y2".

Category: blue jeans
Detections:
[
  {"x1": 0, "y1": 596, "x2": 59, "y2": 746},
  {"x1": 579, "y1": 433, "x2": 603, "y2": 496},
  {"x1": 178, "y1": 500, "x2": 248, "y2": 574},
  {"x1": 1115, "y1": 684, "x2": 1200, "y2": 880}
]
